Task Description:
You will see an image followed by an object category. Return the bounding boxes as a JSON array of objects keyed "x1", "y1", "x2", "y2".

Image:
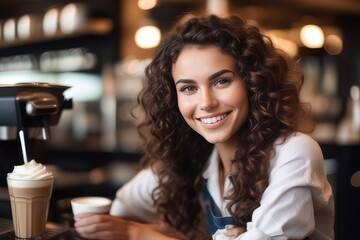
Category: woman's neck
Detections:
[
  {"x1": 215, "y1": 138, "x2": 239, "y2": 174},
  {"x1": 215, "y1": 139, "x2": 239, "y2": 196}
]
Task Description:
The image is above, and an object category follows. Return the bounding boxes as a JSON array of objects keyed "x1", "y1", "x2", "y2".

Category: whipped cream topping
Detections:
[{"x1": 8, "y1": 159, "x2": 53, "y2": 180}]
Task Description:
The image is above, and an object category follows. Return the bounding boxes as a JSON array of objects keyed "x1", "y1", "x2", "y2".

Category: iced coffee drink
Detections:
[{"x1": 7, "y1": 159, "x2": 53, "y2": 239}]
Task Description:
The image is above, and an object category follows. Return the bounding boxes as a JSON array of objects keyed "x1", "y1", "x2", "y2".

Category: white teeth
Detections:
[{"x1": 200, "y1": 114, "x2": 227, "y2": 124}]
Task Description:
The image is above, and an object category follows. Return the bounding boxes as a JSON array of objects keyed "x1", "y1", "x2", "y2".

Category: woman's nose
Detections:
[{"x1": 199, "y1": 90, "x2": 218, "y2": 111}]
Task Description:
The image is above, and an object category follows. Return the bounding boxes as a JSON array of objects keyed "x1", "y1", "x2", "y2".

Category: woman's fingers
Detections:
[
  {"x1": 227, "y1": 226, "x2": 246, "y2": 237},
  {"x1": 74, "y1": 214, "x2": 130, "y2": 240}
]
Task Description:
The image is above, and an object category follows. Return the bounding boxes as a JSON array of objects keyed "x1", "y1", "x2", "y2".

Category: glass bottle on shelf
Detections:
[{"x1": 336, "y1": 85, "x2": 360, "y2": 145}]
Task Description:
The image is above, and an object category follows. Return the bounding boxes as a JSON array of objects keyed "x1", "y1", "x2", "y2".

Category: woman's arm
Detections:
[
  {"x1": 73, "y1": 168, "x2": 185, "y2": 239},
  {"x1": 249, "y1": 133, "x2": 334, "y2": 239},
  {"x1": 110, "y1": 168, "x2": 160, "y2": 222},
  {"x1": 74, "y1": 214, "x2": 182, "y2": 240}
]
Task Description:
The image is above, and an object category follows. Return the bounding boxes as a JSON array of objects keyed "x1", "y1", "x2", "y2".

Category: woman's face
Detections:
[{"x1": 172, "y1": 45, "x2": 249, "y2": 144}]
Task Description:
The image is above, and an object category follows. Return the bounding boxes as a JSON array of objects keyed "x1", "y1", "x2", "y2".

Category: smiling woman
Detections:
[
  {"x1": 73, "y1": 14, "x2": 335, "y2": 240},
  {"x1": 173, "y1": 45, "x2": 249, "y2": 145}
]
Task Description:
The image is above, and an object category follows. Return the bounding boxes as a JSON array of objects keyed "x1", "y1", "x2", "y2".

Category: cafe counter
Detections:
[{"x1": 0, "y1": 217, "x2": 84, "y2": 239}]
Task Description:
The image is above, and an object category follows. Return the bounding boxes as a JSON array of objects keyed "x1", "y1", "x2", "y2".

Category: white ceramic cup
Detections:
[{"x1": 71, "y1": 196, "x2": 112, "y2": 215}]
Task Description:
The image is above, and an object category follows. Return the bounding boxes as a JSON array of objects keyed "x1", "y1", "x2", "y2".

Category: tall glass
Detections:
[{"x1": 7, "y1": 175, "x2": 53, "y2": 239}]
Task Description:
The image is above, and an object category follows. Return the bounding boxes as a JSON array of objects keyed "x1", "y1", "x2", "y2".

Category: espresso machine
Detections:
[
  {"x1": 0, "y1": 82, "x2": 73, "y2": 237},
  {"x1": 0, "y1": 82, "x2": 72, "y2": 163}
]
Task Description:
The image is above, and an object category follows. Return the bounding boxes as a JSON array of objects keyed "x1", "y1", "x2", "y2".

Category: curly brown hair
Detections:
[{"x1": 136, "y1": 14, "x2": 309, "y2": 239}]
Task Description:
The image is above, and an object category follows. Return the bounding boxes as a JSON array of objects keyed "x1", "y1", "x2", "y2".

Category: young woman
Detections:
[{"x1": 74, "y1": 14, "x2": 334, "y2": 240}]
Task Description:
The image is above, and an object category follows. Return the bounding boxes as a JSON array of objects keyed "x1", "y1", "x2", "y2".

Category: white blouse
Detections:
[{"x1": 110, "y1": 132, "x2": 334, "y2": 240}]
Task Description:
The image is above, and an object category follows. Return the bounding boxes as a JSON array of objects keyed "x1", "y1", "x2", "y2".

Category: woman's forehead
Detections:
[{"x1": 172, "y1": 45, "x2": 236, "y2": 78}]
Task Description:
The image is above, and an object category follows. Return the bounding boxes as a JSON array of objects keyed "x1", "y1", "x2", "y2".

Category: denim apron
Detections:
[
  {"x1": 203, "y1": 183, "x2": 236, "y2": 234},
  {"x1": 203, "y1": 184, "x2": 310, "y2": 240}
]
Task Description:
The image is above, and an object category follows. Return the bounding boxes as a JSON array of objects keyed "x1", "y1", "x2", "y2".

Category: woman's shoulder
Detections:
[
  {"x1": 273, "y1": 132, "x2": 324, "y2": 167},
  {"x1": 276, "y1": 132, "x2": 321, "y2": 152}
]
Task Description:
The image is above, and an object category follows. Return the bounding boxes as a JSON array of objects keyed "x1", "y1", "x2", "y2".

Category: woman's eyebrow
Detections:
[
  {"x1": 208, "y1": 69, "x2": 234, "y2": 80},
  {"x1": 175, "y1": 69, "x2": 234, "y2": 85},
  {"x1": 175, "y1": 79, "x2": 195, "y2": 85}
]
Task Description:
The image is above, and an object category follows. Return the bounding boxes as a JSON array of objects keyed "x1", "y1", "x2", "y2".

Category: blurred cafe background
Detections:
[{"x1": 0, "y1": 0, "x2": 359, "y2": 239}]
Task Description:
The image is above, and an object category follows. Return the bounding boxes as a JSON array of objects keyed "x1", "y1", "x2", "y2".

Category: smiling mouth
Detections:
[{"x1": 199, "y1": 113, "x2": 228, "y2": 124}]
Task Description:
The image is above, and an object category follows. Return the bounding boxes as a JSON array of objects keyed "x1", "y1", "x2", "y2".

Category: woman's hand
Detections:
[
  {"x1": 227, "y1": 226, "x2": 246, "y2": 237},
  {"x1": 74, "y1": 213, "x2": 131, "y2": 240},
  {"x1": 74, "y1": 214, "x2": 180, "y2": 240},
  {"x1": 212, "y1": 226, "x2": 246, "y2": 240}
]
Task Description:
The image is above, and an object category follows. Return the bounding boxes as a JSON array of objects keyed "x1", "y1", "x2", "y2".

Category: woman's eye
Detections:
[
  {"x1": 214, "y1": 78, "x2": 230, "y2": 87},
  {"x1": 180, "y1": 86, "x2": 197, "y2": 93}
]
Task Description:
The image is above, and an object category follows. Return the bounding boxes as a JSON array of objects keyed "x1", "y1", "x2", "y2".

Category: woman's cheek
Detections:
[{"x1": 178, "y1": 98, "x2": 196, "y2": 119}]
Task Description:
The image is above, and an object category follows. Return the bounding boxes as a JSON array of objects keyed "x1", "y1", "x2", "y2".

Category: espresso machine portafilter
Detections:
[{"x1": 0, "y1": 82, "x2": 72, "y2": 163}]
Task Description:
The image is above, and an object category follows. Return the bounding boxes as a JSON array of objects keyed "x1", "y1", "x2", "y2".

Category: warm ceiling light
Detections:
[
  {"x1": 138, "y1": 0, "x2": 157, "y2": 10},
  {"x1": 266, "y1": 31, "x2": 298, "y2": 57},
  {"x1": 135, "y1": 25, "x2": 161, "y2": 49},
  {"x1": 324, "y1": 34, "x2": 343, "y2": 55},
  {"x1": 300, "y1": 24, "x2": 324, "y2": 48}
]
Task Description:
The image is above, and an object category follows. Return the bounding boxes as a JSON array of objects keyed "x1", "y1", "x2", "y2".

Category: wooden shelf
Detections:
[{"x1": 0, "y1": 18, "x2": 113, "y2": 49}]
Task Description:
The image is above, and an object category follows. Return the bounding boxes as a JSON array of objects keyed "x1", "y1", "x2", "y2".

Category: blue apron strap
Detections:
[{"x1": 203, "y1": 182, "x2": 235, "y2": 234}]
